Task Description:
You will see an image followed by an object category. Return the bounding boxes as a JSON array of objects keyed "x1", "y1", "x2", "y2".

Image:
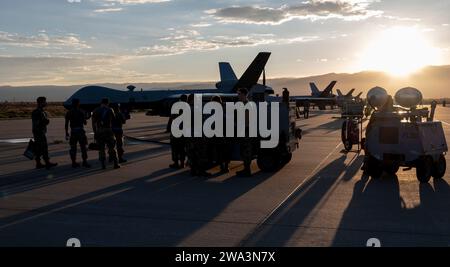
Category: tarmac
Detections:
[{"x1": 0, "y1": 108, "x2": 449, "y2": 247}]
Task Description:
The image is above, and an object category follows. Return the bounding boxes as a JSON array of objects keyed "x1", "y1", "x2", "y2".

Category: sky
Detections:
[{"x1": 0, "y1": 0, "x2": 449, "y2": 86}]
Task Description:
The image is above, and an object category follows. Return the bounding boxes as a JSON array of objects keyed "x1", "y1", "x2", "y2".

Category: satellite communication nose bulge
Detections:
[
  {"x1": 394, "y1": 87, "x2": 423, "y2": 108},
  {"x1": 367, "y1": 86, "x2": 388, "y2": 110}
]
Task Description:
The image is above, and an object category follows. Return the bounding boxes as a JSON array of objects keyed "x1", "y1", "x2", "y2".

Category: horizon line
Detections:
[{"x1": 1, "y1": 64, "x2": 448, "y2": 88}]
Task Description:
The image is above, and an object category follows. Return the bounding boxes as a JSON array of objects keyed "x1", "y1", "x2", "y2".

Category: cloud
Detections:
[
  {"x1": 136, "y1": 30, "x2": 319, "y2": 56},
  {"x1": 90, "y1": 0, "x2": 170, "y2": 13},
  {"x1": 0, "y1": 53, "x2": 151, "y2": 86},
  {"x1": 206, "y1": 0, "x2": 382, "y2": 25},
  {"x1": 0, "y1": 31, "x2": 90, "y2": 49},
  {"x1": 382, "y1": 15, "x2": 421, "y2": 22},
  {"x1": 94, "y1": 8, "x2": 123, "y2": 13},
  {"x1": 190, "y1": 23, "x2": 212, "y2": 28},
  {"x1": 101, "y1": 0, "x2": 170, "y2": 4}
]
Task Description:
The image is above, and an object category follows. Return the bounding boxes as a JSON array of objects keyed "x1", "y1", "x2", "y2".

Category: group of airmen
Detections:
[
  {"x1": 31, "y1": 96, "x2": 128, "y2": 170},
  {"x1": 169, "y1": 88, "x2": 255, "y2": 177},
  {"x1": 31, "y1": 88, "x2": 256, "y2": 176}
]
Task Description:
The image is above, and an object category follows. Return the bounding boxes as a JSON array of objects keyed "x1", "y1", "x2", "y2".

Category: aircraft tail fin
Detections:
[
  {"x1": 310, "y1": 83, "x2": 320, "y2": 96},
  {"x1": 346, "y1": 88, "x2": 355, "y2": 97},
  {"x1": 219, "y1": 62, "x2": 238, "y2": 82},
  {"x1": 233, "y1": 52, "x2": 271, "y2": 92},
  {"x1": 355, "y1": 92, "x2": 363, "y2": 99},
  {"x1": 320, "y1": 81, "x2": 337, "y2": 97},
  {"x1": 337, "y1": 89, "x2": 343, "y2": 97}
]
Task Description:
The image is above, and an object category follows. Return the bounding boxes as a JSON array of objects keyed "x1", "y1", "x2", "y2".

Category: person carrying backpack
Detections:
[{"x1": 92, "y1": 98, "x2": 120, "y2": 170}]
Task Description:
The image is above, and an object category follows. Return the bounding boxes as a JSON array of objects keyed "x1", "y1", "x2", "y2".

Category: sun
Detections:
[{"x1": 358, "y1": 26, "x2": 441, "y2": 76}]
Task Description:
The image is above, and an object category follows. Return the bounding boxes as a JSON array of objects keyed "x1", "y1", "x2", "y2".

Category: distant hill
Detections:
[
  {"x1": 268, "y1": 65, "x2": 450, "y2": 98},
  {"x1": 0, "y1": 83, "x2": 217, "y2": 102},
  {"x1": 1, "y1": 65, "x2": 449, "y2": 102}
]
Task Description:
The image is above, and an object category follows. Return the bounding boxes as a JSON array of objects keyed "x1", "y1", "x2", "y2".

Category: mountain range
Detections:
[{"x1": 1, "y1": 65, "x2": 449, "y2": 102}]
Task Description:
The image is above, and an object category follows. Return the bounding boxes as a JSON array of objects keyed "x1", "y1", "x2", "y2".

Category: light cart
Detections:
[{"x1": 340, "y1": 101, "x2": 365, "y2": 152}]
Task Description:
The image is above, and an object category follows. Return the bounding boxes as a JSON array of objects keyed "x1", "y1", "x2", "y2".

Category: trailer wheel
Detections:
[
  {"x1": 257, "y1": 149, "x2": 281, "y2": 172},
  {"x1": 367, "y1": 156, "x2": 382, "y2": 178},
  {"x1": 341, "y1": 121, "x2": 352, "y2": 151},
  {"x1": 432, "y1": 154, "x2": 446, "y2": 179},
  {"x1": 416, "y1": 156, "x2": 433, "y2": 183}
]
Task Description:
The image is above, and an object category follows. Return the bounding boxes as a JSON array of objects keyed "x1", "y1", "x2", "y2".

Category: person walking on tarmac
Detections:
[
  {"x1": 169, "y1": 94, "x2": 187, "y2": 169},
  {"x1": 65, "y1": 98, "x2": 91, "y2": 168},
  {"x1": 185, "y1": 94, "x2": 210, "y2": 177},
  {"x1": 32, "y1": 96, "x2": 58, "y2": 170},
  {"x1": 236, "y1": 88, "x2": 253, "y2": 177},
  {"x1": 303, "y1": 100, "x2": 310, "y2": 119},
  {"x1": 111, "y1": 103, "x2": 128, "y2": 164},
  {"x1": 282, "y1": 87, "x2": 290, "y2": 103},
  {"x1": 185, "y1": 94, "x2": 197, "y2": 175},
  {"x1": 211, "y1": 95, "x2": 230, "y2": 173},
  {"x1": 92, "y1": 98, "x2": 120, "y2": 170}
]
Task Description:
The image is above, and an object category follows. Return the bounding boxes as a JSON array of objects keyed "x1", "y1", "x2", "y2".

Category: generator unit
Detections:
[{"x1": 364, "y1": 87, "x2": 447, "y2": 183}]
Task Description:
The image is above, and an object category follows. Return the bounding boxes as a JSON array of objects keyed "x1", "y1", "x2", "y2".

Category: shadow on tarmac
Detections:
[
  {"x1": 241, "y1": 153, "x2": 364, "y2": 246},
  {"x1": 0, "y1": 156, "x2": 278, "y2": 246},
  {"x1": 0, "y1": 145, "x2": 170, "y2": 196},
  {"x1": 332, "y1": 173, "x2": 450, "y2": 246}
]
